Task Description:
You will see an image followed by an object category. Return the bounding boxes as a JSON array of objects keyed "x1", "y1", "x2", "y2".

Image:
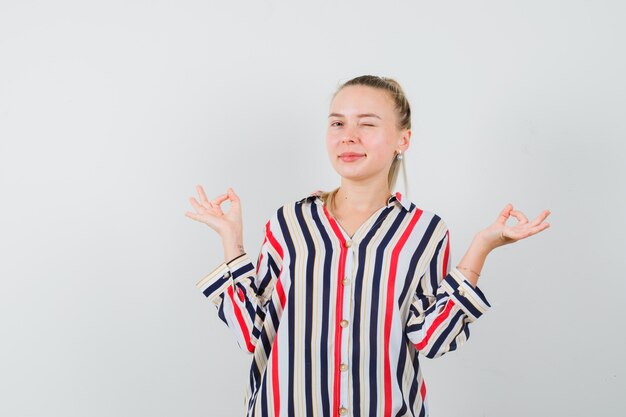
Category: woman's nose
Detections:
[{"x1": 342, "y1": 124, "x2": 359, "y2": 142}]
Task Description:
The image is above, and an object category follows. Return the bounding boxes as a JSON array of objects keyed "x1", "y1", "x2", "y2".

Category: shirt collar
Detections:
[{"x1": 297, "y1": 189, "x2": 413, "y2": 212}]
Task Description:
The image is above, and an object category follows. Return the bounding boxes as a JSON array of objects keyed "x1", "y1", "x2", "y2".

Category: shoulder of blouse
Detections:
[
  {"x1": 265, "y1": 191, "x2": 318, "y2": 228},
  {"x1": 294, "y1": 189, "x2": 323, "y2": 206}
]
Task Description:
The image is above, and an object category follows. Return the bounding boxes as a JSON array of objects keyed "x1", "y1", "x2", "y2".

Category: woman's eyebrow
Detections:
[{"x1": 328, "y1": 113, "x2": 382, "y2": 119}]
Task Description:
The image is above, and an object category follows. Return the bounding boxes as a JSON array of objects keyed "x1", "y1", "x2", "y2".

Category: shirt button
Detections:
[
  {"x1": 458, "y1": 288, "x2": 466, "y2": 297},
  {"x1": 224, "y1": 271, "x2": 231, "y2": 278},
  {"x1": 344, "y1": 240, "x2": 352, "y2": 248},
  {"x1": 342, "y1": 278, "x2": 350, "y2": 286},
  {"x1": 339, "y1": 407, "x2": 348, "y2": 415},
  {"x1": 339, "y1": 363, "x2": 348, "y2": 371},
  {"x1": 340, "y1": 319, "x2": 349, "y2": 328}
]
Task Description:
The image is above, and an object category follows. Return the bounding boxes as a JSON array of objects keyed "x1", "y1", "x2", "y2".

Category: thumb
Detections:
[{"x1": 496, "y1": 203, "x2": 513, "y2": 225}]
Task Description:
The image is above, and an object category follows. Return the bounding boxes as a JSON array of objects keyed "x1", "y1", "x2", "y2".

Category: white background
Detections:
[{"x1": 1, "y1": 1, "x2": 624, "y2": 416}]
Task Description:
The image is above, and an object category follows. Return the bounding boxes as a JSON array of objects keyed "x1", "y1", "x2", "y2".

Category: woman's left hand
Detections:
[{"x1": 478, "y1": 204, "x2": 551, "y2": 251}]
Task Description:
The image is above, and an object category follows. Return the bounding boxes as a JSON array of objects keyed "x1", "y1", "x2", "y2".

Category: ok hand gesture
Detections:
[
  {"x1": 185, "y1": 185, "x2": 243, "y2": 240},
  {"x1": 479, "y1": 204, "x2": 551, "y2": 251}
]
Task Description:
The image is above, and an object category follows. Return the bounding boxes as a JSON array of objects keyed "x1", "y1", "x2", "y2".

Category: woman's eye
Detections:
[{"x1": 331, "y1": 121, "x2": 342, "y2": 127}]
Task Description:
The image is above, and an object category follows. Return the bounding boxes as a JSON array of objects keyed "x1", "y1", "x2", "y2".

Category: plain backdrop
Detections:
[{"x1": 1, "y1": 1, "x2": 625, "y2": 416}]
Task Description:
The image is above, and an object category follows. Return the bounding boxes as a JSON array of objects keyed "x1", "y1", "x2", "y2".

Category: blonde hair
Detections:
[{"x1": 319, "y1": 75, "x2": 412, "y2": 214}]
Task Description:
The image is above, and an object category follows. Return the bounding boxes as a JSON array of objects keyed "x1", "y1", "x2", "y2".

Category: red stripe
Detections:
[
  {"x1": 266, "y1": 218, "x2": 283, "y2": 416},
  {"x1": 383, "y1": 208, "x2": 422, "y2": 417},
  {"x1": 271, "y1": 333, "x2": 280, "y2": 417},
  {"x1": 420, "y1": 379, "x2": 427, "y2": 400},
  {"x1": 267, "y1": 222, "x2": 284, "y2": 259},
  {"x1": 323, "y1": 205, "x2": 348, "y2": 417},
  {"x1": 414, "y1": 299, "x2": 456, "y2": 351},
  {"x1": 276, "y1": 278, "x2": 286, "y2": 308},
  {"x1": 226, "y1": 285, "x2": 255, "y2": 353},
  {"x1": 264, "y1": 219, "x2": 286, "y2": 308}
]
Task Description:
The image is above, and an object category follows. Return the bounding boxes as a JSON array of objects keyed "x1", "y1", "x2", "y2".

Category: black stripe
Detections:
[
  {"x1": 277, "y1": 206, "x2": 297, "y2": 417},
  {"x1": 427, "y1": 218, "x2": 445, "y2": 292},
  {"x1": 260, "y1": 371, "x2": 268, "y2": 417},
  {"x1": 235, "y1": 281, "x2": 256, "y2": 319},
  {"x1": 407, "y1": 348, "x2": 420, "y2": 412},
  {"x1": 248, "y1": 359, "x2": 261, "y2": 413},
  {"x1": 453, "y1": 291, "x2": 482, "y2": 318},
  {"x1": 428, "y1": 310, "x2": 465, "y2": 357},
  {"x1": 394, "y1": 334, "x2": 409, "y2": 417},
  {"x1": 232, "y1": 261, "x2": 255, "y2": 280},
  {"x1": 311, "y1": 203, "x2": 332, "y2": 417},
  {"x1": 258, "y1": 256, "x2": 280, "y2": 297},
  {"x1": 216, "y1": 295, "x2": 227, "y2": 325},
  {"x1": 259, "y1": 327, "x2": 272, "y2": 363},
  {"x1": 295, "y1": 202, "x2": 316, "y2": 417},
  {"x1": 203, "y1": 275, "x2": 229, "y2": 298}
]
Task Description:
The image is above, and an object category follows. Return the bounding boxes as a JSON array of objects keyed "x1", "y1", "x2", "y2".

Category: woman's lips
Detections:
[{"x1": 339, "y1": 153, "x2": 365, "y2": 162}]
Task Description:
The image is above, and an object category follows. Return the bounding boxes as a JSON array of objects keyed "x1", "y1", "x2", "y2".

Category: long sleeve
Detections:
[
  {"x1": 195, "y1": 213, "x2": 283, "y2": 354},
  {"x1": 405, "y1": 222, "x2": 491, "y2": 359}
]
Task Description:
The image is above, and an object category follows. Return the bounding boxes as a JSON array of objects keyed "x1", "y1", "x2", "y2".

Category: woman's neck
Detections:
[{"x1": 333, "y1": 182, "x2": 392, "y2": 213}]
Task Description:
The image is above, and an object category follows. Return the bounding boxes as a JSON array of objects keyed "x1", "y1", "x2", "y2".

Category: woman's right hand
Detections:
[{"x1": 185, "y1": 185, "x2": 243, "y2": 241}]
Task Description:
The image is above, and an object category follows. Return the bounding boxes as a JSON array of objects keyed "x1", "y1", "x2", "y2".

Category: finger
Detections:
[
  {"x1": 528, "y1": 222, "x2": 551, "y2": 236},
  {"x1": 211, "y1": 194, "x2": 229, "y2": 206},
  {"x1": 530, "y1": 209, "x2": 551, "y2": 226},
  {"x1": 510, "y1": 222, "x2": 551, "y2": 240},
  {"x1": 185, "y1": 211, "x2": 204, "y2": 222},
  {"x1": 496, "y1": 203, "x2": 513, "y2": 225},
  {"x1": 505, "y1": 228, "x2": 532, "y2": 241},
  {"x1": 189, "y1": 197, "x2": 207, "y2": 213},
  {"x1": 196, "y1": 185, "x2": 210, "y2": 204},
  {"x1": 209, "y1": 195, "x2": 230, "y2": 216},
  {"x1": 510, "y1": 210, "x2": 529, "y2": 224}
]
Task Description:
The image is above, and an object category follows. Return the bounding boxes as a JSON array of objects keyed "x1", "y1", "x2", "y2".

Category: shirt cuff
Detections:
[
  {"x1": 441, "y1": 266, "x2": 492, "y2": 322},
  {"x1": 195, "y1": 252, "x2": 252, "y2": 304}
]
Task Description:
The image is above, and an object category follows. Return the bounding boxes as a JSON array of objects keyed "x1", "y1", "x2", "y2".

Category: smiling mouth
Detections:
[{"x1": 339, "y1": 153, "x2": 365, "y2": 162}]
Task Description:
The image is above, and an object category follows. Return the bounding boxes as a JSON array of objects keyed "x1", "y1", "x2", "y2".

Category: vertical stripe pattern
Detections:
[{"x1": 195, "y1": 191, "x2": 492, "y2": 417}]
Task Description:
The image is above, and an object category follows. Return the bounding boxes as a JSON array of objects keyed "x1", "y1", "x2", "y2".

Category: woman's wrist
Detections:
[
  {"x1": 473, "y1": 231, "x2": 496, "y2": 254},
  {"x1": 222, "y1": 236, "x2": 245, "y2": 264},
  {"x1": 455, "y1": 234, "x2": 492, "y2": 288}
]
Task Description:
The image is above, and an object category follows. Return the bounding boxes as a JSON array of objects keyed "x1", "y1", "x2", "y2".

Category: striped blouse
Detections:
[{"x1": 195, "y1": 190, "x2": 491, "y2": 417}]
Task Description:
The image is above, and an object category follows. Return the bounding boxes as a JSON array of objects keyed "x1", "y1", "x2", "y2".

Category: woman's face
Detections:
[{"x1": 326, "y1": 85, "x2": 410, "y2": 183}]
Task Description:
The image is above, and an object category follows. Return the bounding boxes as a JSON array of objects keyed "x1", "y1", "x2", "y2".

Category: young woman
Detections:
[{"x1": 185, "y1": 75, "x2": 551, "y2": 417}]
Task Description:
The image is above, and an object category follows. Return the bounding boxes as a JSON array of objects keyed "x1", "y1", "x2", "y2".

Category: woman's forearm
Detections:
[{"x1": 455, "y1": 234, "x2": 492, "y2": 288}]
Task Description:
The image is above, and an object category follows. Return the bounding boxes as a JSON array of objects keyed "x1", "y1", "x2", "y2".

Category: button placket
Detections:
[{"x1": 338, "y1": 240, "x2": 355, "y2": 415}]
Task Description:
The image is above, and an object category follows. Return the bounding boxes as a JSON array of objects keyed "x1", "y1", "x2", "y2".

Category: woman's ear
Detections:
[{"x1": 399, "y1": 129, "x2": 411, "y2": 152}]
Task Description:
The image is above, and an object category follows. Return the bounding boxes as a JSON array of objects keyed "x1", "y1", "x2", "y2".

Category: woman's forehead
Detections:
[{"x1": 330, "y1": 86, "x2": 394, "y2": 114}]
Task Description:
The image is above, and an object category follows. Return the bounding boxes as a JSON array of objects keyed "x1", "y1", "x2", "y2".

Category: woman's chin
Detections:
[{"x1": 334, "y1": 168, "x2": 372, "y2": 181}]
